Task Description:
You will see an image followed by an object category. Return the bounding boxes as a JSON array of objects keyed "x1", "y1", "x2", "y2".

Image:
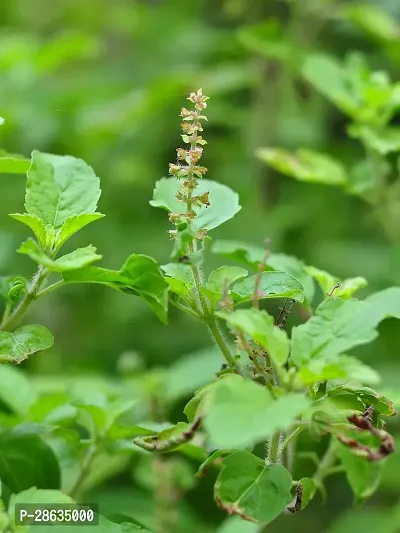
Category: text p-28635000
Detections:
[{"x1": 15, "y1": 503, "x2": 99, "y2": 526}]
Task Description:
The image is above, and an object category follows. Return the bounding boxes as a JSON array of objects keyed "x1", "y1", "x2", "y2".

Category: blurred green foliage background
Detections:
[{"x1": 1, "y1": 0, "x2": 400, "y2": 531}]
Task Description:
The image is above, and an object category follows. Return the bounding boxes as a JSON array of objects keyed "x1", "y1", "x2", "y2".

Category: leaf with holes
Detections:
[
  {"x1": 0, "y1": 325, "x2": 54, "y2": 364},
  {"x1": 214, "y1": 451, "x2": 292, "y2": 524},
  {"x1": 337, "y1": 443, "x2": 383, "y2": 502},
  {"x1": 257, "y1": 148, "x2": 347, "y2": 186}
]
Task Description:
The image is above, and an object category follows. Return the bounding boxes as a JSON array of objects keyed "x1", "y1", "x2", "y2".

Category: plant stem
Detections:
[
  {"x1": 265, "y1": 355, "x2": 281, "y2": 463},
  {"x1": 267, "y1": 432, "x2": 281, "y2": 464},
  {"x1": 313, "y1": 438, "x2": 337, "y2": 485},
  {"x1": 207, "y1": 318, "x2": 235, "y2": 368},
  {"x1": 0, "y1": 266, "x2": 47, "y2": 331},
  {"x1": 279, "y1": 426, "x2": 304, "y2": 456},
  {"x1": 189, "y1": 249, "x2": 236, "y2": 369},
  {"x1": 36, "y1": 280, "x2": 64, "y2": 299},
  {"x1": 170, "y1": 299, "x2": 202, "y2": 319},
  {"x1": 0, "y1": 302, "x2": 11, "y2": 329},
  {"x1": 237, "y1": 331, "x2": 266, "y2": 377},
  {"x1": 154, "y1": 456, "x2": 179, "y2": 533},
  {"x1": 69, "y1": 443, "x2": 97, "y2": 500}
]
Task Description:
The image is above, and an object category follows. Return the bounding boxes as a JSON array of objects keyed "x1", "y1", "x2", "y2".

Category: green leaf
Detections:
[
  {"x1": 0, "y1": 432, "x2": 60, "y2": 493},
  {"x1": 161, "y1": 263, "x2": 192, "y2": 299},
  {"x1": 337, "y1": 443, "x2": 383, "y2": 501},
  {"x1": 196, "y1": 449, "x2": 235, "y2": 477},
  {"x1": 75, "y1": 397, "x2": 136, "y2": 439},
  {"x1": 19, "y1": 238, "x2": 102, "y2": 272},
  {"x1": 0, "y1": 152, "x2": 30, "y2": 174},
  {"x1": 207, "y1": 266, "x2": 248, "y2": 295},
  {"x1": 25, "y1": 151, "x2": 101, "y2": 229},
  {"x1": 184, "y1": 383, "x2": 213, "y2": 423},
  {"x1": 211, "y1": 241, "x2": 314, "y2": 304},
  {"x1": 298, "y1": 355, "x2": 381, "y2": 386},
  {"x1": 291, "y1": 288, "x2": 400, "y2": 367},
  {"x1": 150, "y1": 177, "x2": 241, "y2": 231},
  {"x1": 326, "y1": 385, "x2": 396, "y2": 416},
  {"x1": 0, "y1": 325, "x2": 54, "y2": 364},
  {"x1": 344, "y1": 3, "x2": 400, "y2": 42},
  {"x1": 232, "y1": 271, "x2": 304, "y2": 304},
  {"x1": 216, "y1": 308, "x2": 290, "y2": 367},
  {"x1": 9, "y1": 486, "x2": 72, "y2": 508},
  {"x1": 0, "y1": 365, "x2": 38, "y2": 415},
  {"x1": 268, "y1": 254, "x2": 315, "y2": 306},
  {"x1": 62, "y1": 254, "x2": 169, "y2": 324},
  {"x1": 161, "y1": 263, "x2": 192, "y2": 283},
  {"x1": 211, "y1": 240, "x2": 266, "y2": 269},
  {"x1": 256, "y1": 148, "x2": 347, "y2": 186},
  {"x1": 237, "y1": 19, "x2": 296, "y2": 64},
  {"x1": 165, "y1": 347, "x2": 224, "y2": 403},
  {"x1": 297, "y1": 477, "x2": 316, "y2": 510},
  {"x1": 217, "y1": 516, "x2": 262, "y2": 533},
  {"x1": 54, "y1": 213, "x2": 105, "y2": 250},
  {"x1": 305, "y1": 265, "x2": 367, "y2": 299},
  {"x1": 303, "y1": 394, "x2": 366, "y2": 426},
  {"x1": 349, "y1": 125, "x2": 400, "y2": 155},
  {"x1": 9, "y1": 214, "x2": 48, "y2": 248},
  {"x1": 8, "y1": 488, "x2": 73, "y2": 528},
  {"x1": 214, "y1": 451, "x2": 292, "y2": 524},
  {"x1": 365, "y1": 287, "x2": 400, "y2": 322},
  {"x1": 302, "y1": 52, "x2": 398, "y2": 124},
  {"x1": 301, "y1": 54, "x2": 359, "y2": 116},
  {"x1": 133, "y1": 421, "x2": 205, "y2": 454},
  {"x1": 347, "y1": 159, "x2": 380, "y2": 201},
  {"x1": 202, "y1": 374, "x2": 309, "y2": 448}
]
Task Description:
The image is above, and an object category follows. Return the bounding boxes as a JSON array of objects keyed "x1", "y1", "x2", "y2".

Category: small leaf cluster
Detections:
[
  {"x1": 0, "y1": 150, "x2": 169, "y2": 363},
  {"x1": 255, "y1": 52, "x2": 400, "y2": 240}
]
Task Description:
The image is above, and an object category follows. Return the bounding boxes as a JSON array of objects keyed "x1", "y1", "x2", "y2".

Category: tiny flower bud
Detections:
[
  {"x1": 234, "y1": 336, "x2": 244, "y2": 351},
  {"x1": 169, "y1": 212, "x2": 182, "y2": 224},
  {"x1": 181, "y1": 122, "x2": 195, "y2": 134},
  {"x1": 185, "y1": 210, "x2": 197, "y2": 220},
  {"x1": 189, "y1": 147, "x2": 203, "y2": 164},
  {"x1": 176, "y1": 148, "x2": 187, "y2": 161},
  {"x1": 195, "y1": 229, "x2": 208, "y2": 240},
  {"x1": 169, "y1": 163, "x2": 181, "y2": 175},
  {"x1": 193, "y1": 165, "x2": 208, "y2": 177},
  {"x1": 199, "y1": 191, "x2": 210, "y2": 207},
  {"x1": 180, "y1": 107, "x2": 191, "y2": 118}
]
